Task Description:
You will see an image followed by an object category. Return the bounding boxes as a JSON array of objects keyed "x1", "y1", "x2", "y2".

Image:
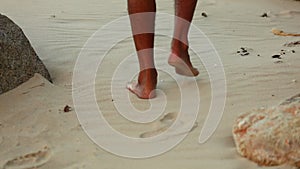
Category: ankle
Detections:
[
  {"x1": 138, "y1": 68, "x2": 157, "y2": 85},
  {"x1": 171, "y1": 39, "x2": 189, "y2": 57}
]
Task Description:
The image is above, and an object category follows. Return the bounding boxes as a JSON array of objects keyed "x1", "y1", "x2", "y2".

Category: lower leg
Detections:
[
  {"x1": 127, "y1": 0, "x2": 157, "y2": 99},
  {"x1": 169, "y1": 0, "x2": 199, "y2": 76}
]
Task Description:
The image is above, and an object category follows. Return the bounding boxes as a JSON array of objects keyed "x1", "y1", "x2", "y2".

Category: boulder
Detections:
[
  {"x1": 0, "y1": 14, "x2": 51, "y2": 94},
  {"x1": 233, "y1": 94, "x2": 300, "y2": 167}
]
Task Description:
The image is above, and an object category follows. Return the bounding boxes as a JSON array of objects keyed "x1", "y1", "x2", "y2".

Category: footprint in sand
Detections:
[
  {"x1": 3, "y1": 146, "x2": 51, "y2": 169},
  {"x1": 140, "y1": 112, "x2": 198, "y2": 138},
  {"x1": 0, "y1": 136, "x2": 3, "y2": 146},
  {"x1": 275, "y1": 10, "x2": 300, "y2": 18},
  {"x1": 159, "y1": 112, "x2": 177, "y2": 124}
]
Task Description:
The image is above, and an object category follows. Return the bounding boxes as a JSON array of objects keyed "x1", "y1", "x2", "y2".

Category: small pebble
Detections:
[
  {"x1": 237, "y1": 47, "x2": 251, "y2": 56},
  {"x1": 201, "y1": 12, "x2": 208, "y2": 17},
  {"x1": 63, "y1": 105, "x2": 72, "y2": 113},
  {"x1": 241, "y1": 52, "x2": 249, "y2": 56},
  {"x1": 261, "y1": 13, "x2": 268, "y2": 17},
  {"x1": 272, "y1": 54, "x2": 281, "y2": 59},
  {"x1": 292, "y1": 79, "x2": 297, "y2": 83}
]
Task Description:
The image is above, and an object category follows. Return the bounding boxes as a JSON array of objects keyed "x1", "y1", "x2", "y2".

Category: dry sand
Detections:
[{"x1": 0, "y1": 0, "x2": 300, "y2": 168}]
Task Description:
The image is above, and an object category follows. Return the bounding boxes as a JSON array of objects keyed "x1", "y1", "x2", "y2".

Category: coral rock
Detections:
[{"x1": 233, "y1": 94, "x2": 300, "y2": 167}]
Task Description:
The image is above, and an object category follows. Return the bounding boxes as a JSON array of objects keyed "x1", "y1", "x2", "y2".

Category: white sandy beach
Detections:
[{"x1": 0, "y1": 0, "x2": 300, "y2": 168}]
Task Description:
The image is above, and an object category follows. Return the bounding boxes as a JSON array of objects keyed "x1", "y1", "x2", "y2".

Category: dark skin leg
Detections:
[
  {"x1": 168, "y1": 0, "x2": 199, "y2": 76},
  {"x1": 127, "y1": 0, "x2": 198, "y2": 99},
  {"x1": 127, "y1": 0, "x2": 157, "y2": 99}
]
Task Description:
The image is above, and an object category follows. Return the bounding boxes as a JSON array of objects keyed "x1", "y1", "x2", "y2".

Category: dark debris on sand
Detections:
[
  {"x1": 201, "y1": 12, "x2": 208, "y2": 17},
  {"x1": 260, "y1": 13, "x2": 269, "y2": 17},
  {"x1": 63, "y1": 105, "x2": 72, "y2": 113},
  {"x1": 237, "y1": 47, "x2": 250, "y2": 56},
  {"x1": 272, "y1": 49, "x2": 296, "y2": 63},
  {"x1": 284, "y1": 41, "x2": 300, "y2": 47},
  {"x1": 272, "y1": 54, "x2": 282, "y2": 59}
]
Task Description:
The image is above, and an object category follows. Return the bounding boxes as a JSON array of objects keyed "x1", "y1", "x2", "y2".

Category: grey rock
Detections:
[{"x1": 0, "y1": 14, "x2": 52, "y2": 94}]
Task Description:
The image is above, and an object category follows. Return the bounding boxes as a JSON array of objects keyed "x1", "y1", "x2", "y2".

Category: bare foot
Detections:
[
  {"x1": 168, "y1": 53, "x2": 199, "y2": 77},
  {"x1": 169, "y1": 39, "x2": 199, "y2": 77},
  {"x1": 126, "y1": 68, "x2": 157, "y2": 99}
]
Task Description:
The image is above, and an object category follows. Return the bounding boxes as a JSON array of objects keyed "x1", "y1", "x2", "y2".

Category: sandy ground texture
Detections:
[{"x1": 1, "y1": 0, "x2": 300, "y2": 168}]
